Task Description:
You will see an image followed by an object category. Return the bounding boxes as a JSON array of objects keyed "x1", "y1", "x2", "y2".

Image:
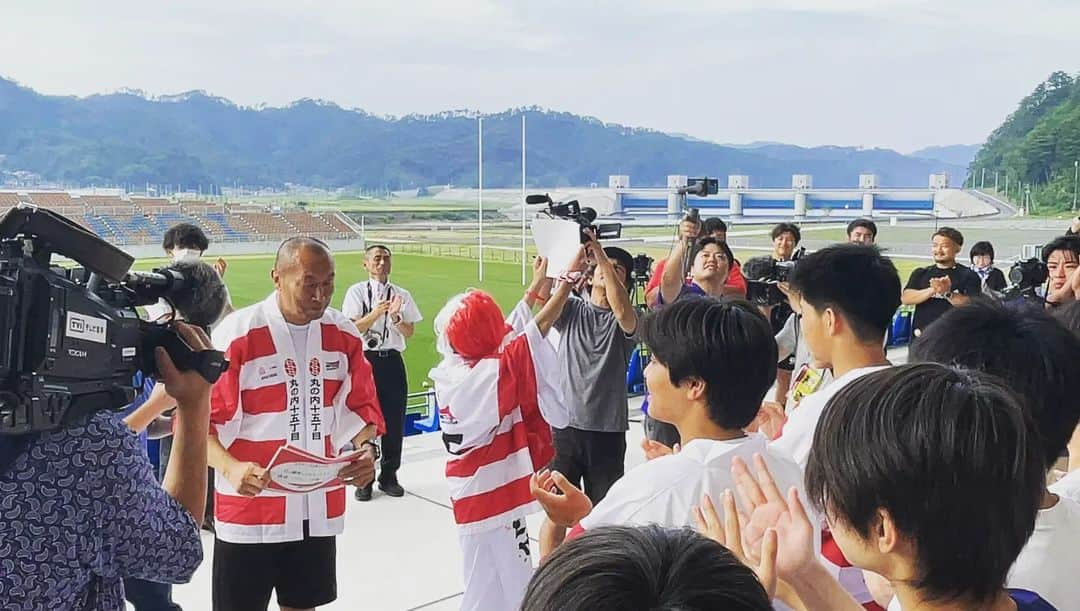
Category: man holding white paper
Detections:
[{"x1": 207, "y1": 237, "x2": 385, "y2": 611}]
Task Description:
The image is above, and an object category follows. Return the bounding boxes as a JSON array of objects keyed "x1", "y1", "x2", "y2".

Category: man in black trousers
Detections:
[{"x1": 342, "y1": 245, "x2": 422, "y2": 500}]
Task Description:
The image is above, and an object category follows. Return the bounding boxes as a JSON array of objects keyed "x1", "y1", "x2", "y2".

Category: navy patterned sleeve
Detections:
[{"x1": 93, "y1": 414, "x2": 204, "y2": 584}]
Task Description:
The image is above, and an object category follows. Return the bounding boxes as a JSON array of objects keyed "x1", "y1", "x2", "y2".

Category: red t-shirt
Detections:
[{"x1": 646, "y1": 259, "x2": 746, "y2": 295}]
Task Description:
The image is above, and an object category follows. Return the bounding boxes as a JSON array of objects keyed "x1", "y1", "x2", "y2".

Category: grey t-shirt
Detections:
[{"x1": 554, "y1": 296, "x2": 638, "y2": 432}]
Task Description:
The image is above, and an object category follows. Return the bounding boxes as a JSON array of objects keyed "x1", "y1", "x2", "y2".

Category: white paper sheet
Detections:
[{"x1": 532, "y1": 218, "x2": 581, "y2": 279}]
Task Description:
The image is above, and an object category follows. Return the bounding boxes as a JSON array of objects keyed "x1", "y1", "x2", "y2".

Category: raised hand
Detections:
[
  {"x1": 746, "y1": 402, "x2": 786, "y2": 440},
  {"x1": 695, "y1": 490, "x2": 778, "y2": 599}
]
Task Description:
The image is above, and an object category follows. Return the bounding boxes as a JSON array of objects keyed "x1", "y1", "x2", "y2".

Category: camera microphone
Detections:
[{"x1": 127, "y1": 261, "x2": 228, "y2": 328}]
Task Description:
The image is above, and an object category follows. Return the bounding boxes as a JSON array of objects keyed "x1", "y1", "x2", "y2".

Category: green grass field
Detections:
[{"x1": 137, "y1": 250, "x2": 923, "y2": 395}]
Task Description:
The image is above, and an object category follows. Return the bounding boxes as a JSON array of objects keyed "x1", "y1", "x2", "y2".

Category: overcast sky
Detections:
[{"x1": 2, "y1": 0, "x2": 1077, "y2": 152}]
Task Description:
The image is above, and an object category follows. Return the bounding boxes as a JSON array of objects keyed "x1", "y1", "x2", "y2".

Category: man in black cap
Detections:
[{"x1": 529, "y1": 233, "x2": 639, "y2": 557}]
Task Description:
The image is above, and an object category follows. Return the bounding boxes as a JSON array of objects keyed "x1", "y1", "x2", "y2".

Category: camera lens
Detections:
[{"x1": 366, "y1": 336, "x2": 378, "y2": 349}]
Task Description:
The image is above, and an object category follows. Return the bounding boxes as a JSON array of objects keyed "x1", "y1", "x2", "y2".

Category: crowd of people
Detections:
[{"x1": 2, "y1": 213, "x2": 1080, "y2": 611}]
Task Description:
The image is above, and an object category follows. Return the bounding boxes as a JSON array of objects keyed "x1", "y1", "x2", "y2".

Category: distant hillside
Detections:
[
  {"x1": 910, "y1": 144, "x2": 980, "y2": 167},
  {"x1": 0, "y1": 77, "x2": 964, "y2": 191},
  {"x1": 971, "y1": 71, "x2": 1080, "y2": 212}
]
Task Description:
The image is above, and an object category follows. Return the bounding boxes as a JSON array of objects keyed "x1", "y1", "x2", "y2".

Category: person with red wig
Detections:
[{"x1": 429, "y1": 252, "x2": 582, "y2": 611}]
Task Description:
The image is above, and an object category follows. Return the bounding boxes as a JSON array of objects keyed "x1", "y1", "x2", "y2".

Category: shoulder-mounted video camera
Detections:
[
  {"x1": 0, "y1": 205, "x2": 229, "y2": 435},
  {"x1": 744, "y1": 247, "x2": 806, "y2": 307},
  {"x1": 527, "y1": 194, "x2": 622, "y2": 243},
  {"x1": 1000, "y1": 258, "x2": 1049, "y2": 303}
]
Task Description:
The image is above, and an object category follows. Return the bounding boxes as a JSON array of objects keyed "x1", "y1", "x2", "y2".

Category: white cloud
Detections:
[{"x1": 0, "y1": 0, "x2": 1077, "y2": 151}]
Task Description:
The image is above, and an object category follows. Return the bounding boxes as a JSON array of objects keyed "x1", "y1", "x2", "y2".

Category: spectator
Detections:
[
  {"x1": 645, "y1": 217, "x2": 746, "y2": 307},
  {"x1": 342, "y1": 245, "x2": 423, "y2": 501},
  {"x1": 901, "y1": 227, "x2": 981, "y2": 336},
  {"x1": 1042, "y1": 235, "x2": 1080, "y2": 306},
  {"x1": 908, "y1": 299, "x2": 1080, "y2": 610},
  {"x1": 969, "y1": 241, "x2": 1007, "y2": 294},
  {"x1": 847, "y1": 218, "x2": 878, "y2": 244},
  {"x1": 537, "y1": 234, "x2": 639, "y2": 556},
  {"x1": 429, "y1": 255, "x2": 574, "y2": 611},
  {"x1": 530, "y1": 298, "x2": 805, "y2": 561},
  {"x1": 145, "y1": 222, "x2": 233, "y2": 323},
  {"x1": 207, "y1": 237, "x2": 384, "y2": 611},
  {"x1": 732, "y1": 364, "x2": 1052, "y2": 611},
  {"x1": 745, "y1": 223, "x2": 803, "y2": 403},
  {"x1": 0, "y1": 323, "x2": 215, "y2": 610},
  {"x1": 521, "y1": 525, "x2": 772, "y2": 611}
]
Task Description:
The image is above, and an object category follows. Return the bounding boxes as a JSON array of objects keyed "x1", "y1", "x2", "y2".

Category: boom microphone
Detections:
[{"x1": 127, "y1": 261, "x2": 228, "y2": 328}]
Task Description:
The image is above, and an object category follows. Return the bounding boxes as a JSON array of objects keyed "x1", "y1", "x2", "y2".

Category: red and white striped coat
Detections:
[
  {"x1": 431, "y1": 302, "x2": 568, "y2": 535},
  {"x1": 210, "y1": 293, "x2": 385, "y2": 544}
]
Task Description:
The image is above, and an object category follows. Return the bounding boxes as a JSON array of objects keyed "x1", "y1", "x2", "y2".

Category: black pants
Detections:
[
  {"x1": 124, "y1": 578, "x2": 181, "y2": 611},
  {"x1": 549, "y1": 427, "x2": 627, "y2": 504},
  {"x1": 366, "y1": 350, "x2": 407, "y2": 482}
]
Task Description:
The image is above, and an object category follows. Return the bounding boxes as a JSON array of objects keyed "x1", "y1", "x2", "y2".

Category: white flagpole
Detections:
[
  {"x1": 478, "y1": 117, "x2": 484, "y2": 283},
  {"x1": 521, "y1": 114, "x2": 527, "y2": 285}
]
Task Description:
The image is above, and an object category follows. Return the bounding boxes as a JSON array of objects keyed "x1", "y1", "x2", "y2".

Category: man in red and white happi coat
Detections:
[
  {"x1": 428, "y1": 255, "x2": 581, "y2": 611},
  {"x1": 208, "y1": 238, "x2": 385, "y2": 611}
]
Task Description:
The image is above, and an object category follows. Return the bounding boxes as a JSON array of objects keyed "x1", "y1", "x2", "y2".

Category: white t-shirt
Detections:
[
  {"x1": 340, "y1": 279, "x2": 422, "y2": 352},
  {"x1": 770, "y1": 365, "x2": 890, "y2": 469},
  {"x1": 887, "y1": 495, "x2": 1080, "y2": 611},
  {"x1": 1049, "y1": 468, "x2": 1080, "y2": 504},
  {"x1": 580, "y1": 434, "x2": 810, "y2": 533}
]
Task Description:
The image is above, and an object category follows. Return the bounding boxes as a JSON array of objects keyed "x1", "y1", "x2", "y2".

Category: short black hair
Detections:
[
  {"x1": 1054, "y1": 301, "x2": 1080, "y2": 337},
  {"x1": 968, "y1": 240, "x2": 995, "y2": 262},
  {"x1": 771, "y1": 222, "x2": 801, "y2": 243},
  {"x1": 603, "y1": 246, "x2": 634, "y2": 289},
  {"x1": 691, "y1": 237, "x2": 735, "y2": 269},
  {"x1": 701, "y1": 217, "x2": 728, "y2": 235},
  {"x1": 806, "y1": 363, "x2": 1043, "y2": 605},
  {"x1": 162, "y1": 223, "x2": 209, "y2": 252},
  {"x1": 641, "y1": 297, "x2": 777, "y2": 429},
  {"x1": 932, "y1": 226, "x2": 964, "y2": 247},
  {"x1": 365, "y1": 244, "x2": 392, "y2": 256},
  {"x1": 1040, "y1": 235, "x2": 1080, "y2": 263},
  {"x1": 788, "y1": 244, "x2": 900, "y2": 343},
  {"x1": 521, "y1": 525, "x2": 771, "y2": 611},
  {"x1": 911, "y1": 299, "x2": 1080, "y2": 471},
  {"x1": 846, "y1": 218, "x2": 878, "y2": 239}
]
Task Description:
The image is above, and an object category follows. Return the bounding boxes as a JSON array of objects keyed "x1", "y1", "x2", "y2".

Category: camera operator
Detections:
[
  {"x1": 538, "y1": 231, "x2": 639, "y2": 557},
  {"x1": 645, "y1": 217, "x2": 745, "y2": 307},
  {"x1": 342, "y1": 244, "x2": 422, "y2": 501},
  {"x1": 745, "y1": 223, "x2": 802, "y2": 404},
  {"x1": 1043, "y1": 235, "x2": 1080, "y2": 307},
  {"x1": 901, "y1": 227, "x2": 981, "y2": 337},
  {"x1": 0, "y1": 322, "x2": 215, "y2": 610},
  {"x1": 657, "y1": 219, "x2": 739, "y2": 305}
]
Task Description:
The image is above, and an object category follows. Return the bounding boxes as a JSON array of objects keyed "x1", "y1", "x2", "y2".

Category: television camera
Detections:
[
  {"x1": 743, "y1": 247, "x2": 806, "y2": 307},
  {"x1": 0, "y1": 204, "x2": 229, "y2": 435},
  {"x1": 1000, "y1": 258, "x2": 1049, "y2": 304},
  {"x1": 527, "y1": 193, "x2": 622, "y2": 243}
]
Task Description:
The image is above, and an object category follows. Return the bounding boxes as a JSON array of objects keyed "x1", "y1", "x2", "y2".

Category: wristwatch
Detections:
[{"x1": 361, "y1": 439, "x2": 381, "y2": 460}]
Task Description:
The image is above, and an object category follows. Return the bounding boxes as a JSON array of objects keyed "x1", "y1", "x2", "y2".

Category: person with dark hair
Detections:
[
  {"x1": 530, "y1": 297, "x2": 805, "y2": 561},
  {"x1": 644, "y1": 217, "x2": 746, "y2": 307},
  {"x1": 771, "y1": 222, "x2": 802, "y2": 250},
  {"x1": 906, "y1": 299, "x2": 1080, "y2": 609},
  {"x1": 1042, "y1": 235, "x2": 1080, "y2": 306},
  {"x1": 846, "y1": 218, "x2": 877, "y2": 244},
  {"x1": 341, "y1": 244, "x2": 423, "y2": 501},
  {"x1": 745, "y1": 223, "x2": 803, "y2": 404},
  {"x1": 536, "y1": 233, "x2": 640, "y2": 556},
  {"x1": 207, "y1": 237, "x2": 384, "y2": 611},
  {"x1": 1053, "y1": 301, "x2": 1080, "y2": 496},
  {"x1": 901, "y1": 226, "x2": 981, "y2": 336},
  {"x1": 521, "y1": 525, "x2": 773, "y2": 611},
  {"x1": 969, "y1": 240, "x2": 1007, "y2": 294},
  {"x1": 731, "y1": 363, "x2": 1053, "y2": 611},
  {"x1": 0, "y1": 323, "x2": 216, "y2": 610}
]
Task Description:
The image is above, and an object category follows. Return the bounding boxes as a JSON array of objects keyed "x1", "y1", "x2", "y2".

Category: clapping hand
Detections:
[
  {"x1": 746, "y1": 401, "x2": 786, "y2": 440},
  {"x1": 530, "y1": 469, "x2": 593, "y2": 527},
  {"x1": 387, "y1": 295, "x2": 404, "y2": 317},
  {"x1": 694, "y1": 490, "x2": 778, "y2": 599},
  {"x1": 214, "y1": 257, "x2": 228, "y2": 277}
]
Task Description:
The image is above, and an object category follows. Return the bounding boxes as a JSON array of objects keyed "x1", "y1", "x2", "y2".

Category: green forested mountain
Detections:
[
  {"x1": 971, "y1": 71, "x2": 1080, "y2": 211},
  {"x1": 0, "y1": 76, "x2": 964, "y2": 191}
]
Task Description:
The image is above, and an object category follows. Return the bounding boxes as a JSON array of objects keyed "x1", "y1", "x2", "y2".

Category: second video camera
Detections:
[{"x1": 528, "y1": 193, "x2": 622, "y2": 243}]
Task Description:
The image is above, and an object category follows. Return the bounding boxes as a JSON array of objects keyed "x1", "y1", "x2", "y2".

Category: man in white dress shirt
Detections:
[{"x1": 342, "y1": 244, "x2": 423, "y2": 500}]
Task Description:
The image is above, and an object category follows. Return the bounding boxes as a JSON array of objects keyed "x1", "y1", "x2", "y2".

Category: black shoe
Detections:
[
  {"x1": 355, "y1": 484, "x2": 373, "y2": 502},
  {"x1": 378, "y1": 480, "x2": 405, "y2": 497}
]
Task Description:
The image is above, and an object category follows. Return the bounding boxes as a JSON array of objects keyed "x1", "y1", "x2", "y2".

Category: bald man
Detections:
[{"x1": 207, "y1": 238, "x2": 386, "y2": 611}]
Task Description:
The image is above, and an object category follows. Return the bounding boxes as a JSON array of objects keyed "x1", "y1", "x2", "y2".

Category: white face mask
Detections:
[{"x1": 171, "y1": 248, "x2": 202, "y2": 263}]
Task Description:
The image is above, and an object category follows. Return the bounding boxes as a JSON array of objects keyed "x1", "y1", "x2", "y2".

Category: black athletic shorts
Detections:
[
  {"x1": 212, "y1": 521, "x2": 336, "y2": 611},
  {"x1": 549, "y1": 427, "x2": 627, "y2": 504}
]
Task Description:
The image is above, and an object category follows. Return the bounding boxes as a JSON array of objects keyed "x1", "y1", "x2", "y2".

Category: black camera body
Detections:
[
  {"x1": 631, "y1": 254, "x2": 654, "y2": 286},
  {"x1": 0, "y1": 205, "x2": 228, "y2": 435},
  {"x1": 1000, "y1": 258, "x2": 1049, "y2": 303},
  {"x1": 528, "y1": 193, "x2": 622, "y2": 243},
  {"x1": 743, "y1": 248, "x2": 804, "y2": 307}
]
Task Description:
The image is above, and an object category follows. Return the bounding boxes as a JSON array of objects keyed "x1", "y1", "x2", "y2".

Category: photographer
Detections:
[
  {"x1": 901, "y1": 227, "x2": 981, "y2": 336},
  {"x1": 658, "y1": 220, "x2": 739, "y2": 305},
  {"x1": 342, "y1": 244, "x2": 422, "y2": 501},
  {"x1": 644, "y1": 217, "x2": 745, "y2": 307},
  {"x1": 745, "y1": 223, "x2": 802, "y2": 403},
  {"x1": 0, "y1": 323, "x2": 215, "y2": 609},
  {"x1": 538, "y1": 232, "x2": 639, "y2": 557}
]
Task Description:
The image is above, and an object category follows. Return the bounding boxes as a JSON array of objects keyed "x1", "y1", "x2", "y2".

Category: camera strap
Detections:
[{"x1": 364, "y1": 281, "x2": 393, "y2": 347}]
